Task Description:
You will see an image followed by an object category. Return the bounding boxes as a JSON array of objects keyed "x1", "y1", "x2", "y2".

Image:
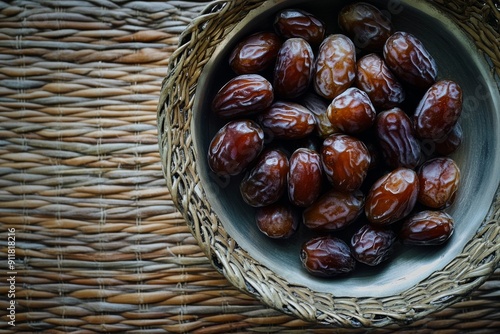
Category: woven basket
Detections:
[{"x1": 157, "y1": 0, "x2": 500, "y2": 328}]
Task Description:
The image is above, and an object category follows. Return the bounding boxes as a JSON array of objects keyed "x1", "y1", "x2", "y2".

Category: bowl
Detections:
[{"x1": 157, "y1": 0, "x2": 500, "y2": 327}]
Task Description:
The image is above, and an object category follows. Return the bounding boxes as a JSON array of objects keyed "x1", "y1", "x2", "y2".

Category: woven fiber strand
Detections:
[{"x1": 0, "y1": 0, "x2": 494, "y2": 333}]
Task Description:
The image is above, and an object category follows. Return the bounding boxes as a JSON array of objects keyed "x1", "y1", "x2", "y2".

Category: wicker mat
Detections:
[{"x1": 0, "y1": 1, "x2": 498, "y2": 333}]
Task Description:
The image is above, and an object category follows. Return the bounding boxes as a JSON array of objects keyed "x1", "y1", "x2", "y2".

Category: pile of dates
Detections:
[{"x1": 207, "y1": 2, "x2": 463, "y2": 277}]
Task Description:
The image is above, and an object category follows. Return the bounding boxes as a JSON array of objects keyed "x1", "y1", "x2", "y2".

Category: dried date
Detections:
[
  {"x1": 300, "y1": 236, "x2": 356, "y2": 277},
  {"x1": 327, "y1": 87, "x2": 376, "y2": 134},
  {"x1": 399, "y1": 210, "x2": 454, "y2": 245},
  {"x1": 350, "y1": 224, "x2": 396, "y2": 266},
  {"x1": 256, "y1": 202, "x2": 298, "y2": 239},
  {"x1": 274, "y1": 9, "x2": 325, "y2": 46},
  {"x1": 417, "y1": 157, "x2": 460, "y2": 209},
  {"x1": 288, "y1": 148, "x2": 322, "y2": 207},
  {"x1": 229, "y1": 32, "x2": 282, "y2": 74},
  {"x1": 258, "y1": 101, "x2": 316, "y2": 140}
]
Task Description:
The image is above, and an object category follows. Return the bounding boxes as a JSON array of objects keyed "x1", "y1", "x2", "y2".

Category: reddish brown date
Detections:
[
  {"x1": 302, "y1": 189, "x2": 364, "y2": 231},
  {"x1": 274, "y1": 9, "x2": 326, "y2": 46},
  {"x1": 300, "y1": 236, "x2": 356, "y2": 277},
  {"x1": 321, "y1": 134, "x2": 371, "y2": 192},
  {"x1": 350, "y1": 224, "x2": 396, "y2": 266},
  {"x1": 365, "y1": 167, "x2": 419, "y2": 226},
  {"x1": 208, "y1": 120, "x2": 264, "y2": 176},
  {"x1": 356, "y1": 53, "x2": 405, "y2": 109},
  {"x1": 338, "y1": 2, "x2": 392, "y2": 52},
  {"x1": 414, "y1": 80, "x2": 463, "y2": 140},
  {"x1": 434, "y1": 123, "x2": 463, "y2": 156},
  {"x1": 314, "y1": 34, "x2": 356, "y2": 99},
  {"x1": 240, "y1": 149, "x2": 289, "y2": 207},
  {"x1": 383, "y1": 31, "x2": 437, "y2": 89},
  {"x1": 327, "y1": 87, "x2": 376, "y2": 134},
  {"x1": 288, "y1": 148, "x2": 322, "y2": 207},
  {"x1": 300, "y1": 92, "x2": 335, "y2": 138},
  {"x1": 399, "y1": 210, "x2": 454, "y2": 245},
  {"x1": 212, "y1": 74, "x2": 274, "y2": 118},
  {"x1": 255, "y1": 202, "x2": 298, "y2": 239},
  {"x1": 229, "y1": 32, "x2": 282, "y2": 75},
  {"x1": 258, "y1": 101, "x2": 316, "y2": 140},
  {"x1": 417, "y1": 157, "x2": 460, "y2": 209},
  {"x1": 273, "y1": 38, "x2": 314, "y2": 99},
  {"x1": 376, "y1": 108, "x2": 422, "y2": 169}
]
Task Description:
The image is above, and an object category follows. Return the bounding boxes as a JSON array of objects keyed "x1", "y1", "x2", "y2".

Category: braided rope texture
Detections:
[{"x1": 0, "y1": 0, "x2": 496, "y2": 333}]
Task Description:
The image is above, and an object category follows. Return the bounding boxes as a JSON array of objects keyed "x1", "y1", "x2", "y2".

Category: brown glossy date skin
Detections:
[
  {"x1": 273, "y1": 38, "x2": 314, "y2": 99},
  {"x1": 240, "y1": 149, "x2": 289, "y2": 207},
  {"x1": 258, "y1": 101, "x2": 316, "y2": 140},
  {"x1": 350, "y1": 224, "x2": 396, "y2": 266},
  {"x1": 321, "y1": 134, "x2": 371, "y2": 192},
  {"x1": 300, "y1": 236, "x2": 356, "y2": 277},
  {"x1": 356, "y1": 53, "x2": 405, "y2": 109},
  {"x1": 365, "y1": 167, "x2": 419, "y2": 226},
  {"x1": 327, "y1": 87, "x2": 376, "y2": 134},
  {"x1": 302, "y1": 189, "x2": 364, "y2": 231},
  {"x1": 417, "y1": 157, "x2": 460, "y2": 209},
  {"x1": 338, "y1": 2, "x2": 392, "y2": 52},
  {"x1": 229, "y1": 32, "x2": 282, "y2": 75},
  {"x1": 300, "y1": 92, "x2": 335, "y2": 138},
  {"x1": 288, "y1": 148, "x2": 322, "y2": 207},
  {"x1": 376, "y1": 107, "x2": 422, "y2": 169},
  {"x1": 399, "y1": 210, "x2": 454, "y2": 245},
  {"x1": 255, "y1": 202, "x2": 298, "y2": 239},
  {"x1": 314, "y1": 34, "x2": 356, "y2": 100},
  {"x1": 434, "y1": 123, "x2": 463, "y2": 156},
  {"x1": 208, "y1": 120, "x2": 264, "y2": 176},
  {"x1": 212, "y1": 74, "x2": 274, "y2": 118},
  {"x1": 383, "y1": 31, "x2": 437, "y2": 89},
  {"x1": 274, "y1": 9, "x2": 326, "y2": 46},
  {"x1": 414, "y1": 80, "x2": 463, "y2": 140}
]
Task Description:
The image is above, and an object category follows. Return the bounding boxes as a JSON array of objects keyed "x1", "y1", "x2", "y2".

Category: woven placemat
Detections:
[{"x1": 0, "y1": 1, "x2": 499, "y2": 333}]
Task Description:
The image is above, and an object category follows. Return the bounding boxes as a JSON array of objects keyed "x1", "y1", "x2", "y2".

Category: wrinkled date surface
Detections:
[
  {"x1": 256, "y1": 202, "x2": 298, "y2": 239},
  {"x1": 303, "y1": 189, "x2": 364, "y2": 231},
  {"x1": 300, "y1": 236, "x2": 356, "y2": 277},
  {"x1": 314, "y1": 34, "x2": 356, "y2": 99},
  {"x1": 350, "y1": 224, "x2": 396, "y2": 266},
  {"x1": 376, "y1": 107, "x2": 422, "y2": 169},
  {"x1": 208, "y1": 120, "x2": 264, "y2": 176},
  {"x1": 418, "y1": 157, "x2": 460, "y2": 209},
  {"x1": 399, "y1": 210, "x2": 454, "y2": 245},
  {"x1": 229, "y1": 32, "x2": 282, "y2": 75},
  {"x1": 288, "y1": 148, "x2": 323, "y2": 207},
  {"x1": 212, "y1": 74, "x2": 274, "y2": 118},
  {"x1": 258, "y1": 101, "x2": 316, "y2": 140},
  {"x1": 240, "y1": 149, "x2": 289, "y2": 207},
  {"x1": 274, "y1": 9, "x2": 326, "y2": 46},
  {"x1": 327, "y1": 87, "x2": 376, "y2": 134}
]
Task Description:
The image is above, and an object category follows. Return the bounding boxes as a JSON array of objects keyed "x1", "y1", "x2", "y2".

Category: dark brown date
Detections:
[
  {"x1": 338, "y1": 2, "x2": 392, "y2": 52},
  {"x1": 273, "y1": 38, "x2": 314, "y2": 99},
  {"x1": 434, "y1": 123, "x2": 463, "y2": 156},
  {"x1": 376, "y1": 107, "x2": 422, "y2": 169},
  {"x1": 417, "y1": 157, "x2": 460, "y2": 209},
  {"x1": 212, "y1": 74, "x2": 274, "y2": 118},
  {"x1": 229, "y1": 32, "x2": 282, "y2": 75},
  {"x1": 208, "y1": 120, "x2": 264, "y2": 176},
  {"x1": 321, "y1": 134, "x2": 371, "y2": 192},
  {"x1": 288, "y1": 148, "x2": 322, "y2": 207},
  {"x1": 327, "y1": 87, "x2": 376, "y2": 134},
  {"x1": 300, "y1": 236, "x2": 356, "y2": 277},
  {"x1": 399, "y1": 210, "x2": 454, "y2": 245},
  {"x1": 356, "y1": 53, "x2": 405, "y2": 109},
  {"x1": 300, "y1": 92, "x2": 335, "y2": 138},
  {"x1": 258, "y1": 101, "x2": 316, "y2": 140},
  {"x1": 314, "y1": 34, "x2": 356, "y2": 99},
  {"x1": 414, "y1": 80, "x2": 463, "y2": 140},
  {"x1": 274, "y1": 9, "x2": 326, "y2": 46},
  {"x1": 350, "y1": 224, "x2": 396, "y2": 266},
  {"x1": 302, "y1": 189, "x2": 364, "y2": 231},
  {"x1": 365, "y1": 167, "x2": 419, "y2": 226},
  {"x1": 383, "y1": 31, "x2": 437, "y2": 89},
  {"x1": 255, "y1": 202, "x2": 298, "y2": 239},
  {"x1": 240, "y1": 149, "x2": 289, "y2": 207}
]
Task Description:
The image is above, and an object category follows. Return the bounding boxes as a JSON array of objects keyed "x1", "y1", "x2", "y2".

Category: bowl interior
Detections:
[{"x1": 193, "y1": 0, "x2": 500, "y2": 297}]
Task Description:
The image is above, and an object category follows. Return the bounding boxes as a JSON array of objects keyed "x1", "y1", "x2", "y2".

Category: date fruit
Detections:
[
  {"x1": 208, "y1": 120, "x2": 264, "y2": 176},
  {"x1": 240, "y1": 149, "x2": 289, "y2": 207},
  {"x1": 417, "y1": 157, "x2": 460, "y2": 209},
  {"x1": 258, "y1": 101, "x2": 316, "y2": 140},
  {"x1": 383, "y1": 31, "x2": 437, "y2": 89},
  {"x1": 365, "y1": 167, "x2": 419, "y2": 226},
  {"x1": 256, "y1": 202, "x2": 298, "y2": 239},
  {"x1": 327, "y1": 87, "x2": 376, "y2": 134},
  {"x1": 288, "y1": 148, "x2": 323, "y2": 207},
  {"x1": 321, "y1": 134, "x2": 371, "y2": 192},
  {"x1": 414, "y1": 80, "x2": 463, "y2": 140},
  {"x1": 399, "y1": 210, "x2": 454, "y2": 245},
  {"x1": 274, "y1": 9, "x2": 326, "y2": 46},
  {"x1": 229, "y1": 32, "x2": 282, "y2": 74},
  {"x1": 212, "y1": 74, "x2": 274, "y2": 118},
  {"x1": 314, "y1": 34, "x2": 356, "y2": 99},
  {"x1": 350, "y1": 224, "x2": 396, "y2": 266},
  {"x1": 300, "y1": 236, "x2": 356, "y2": 277}
]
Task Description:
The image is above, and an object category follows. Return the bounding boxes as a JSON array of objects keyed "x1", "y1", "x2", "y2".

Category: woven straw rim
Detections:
[{"x1": 157, "y1": 0, "x2": 500, "y2": 327}]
